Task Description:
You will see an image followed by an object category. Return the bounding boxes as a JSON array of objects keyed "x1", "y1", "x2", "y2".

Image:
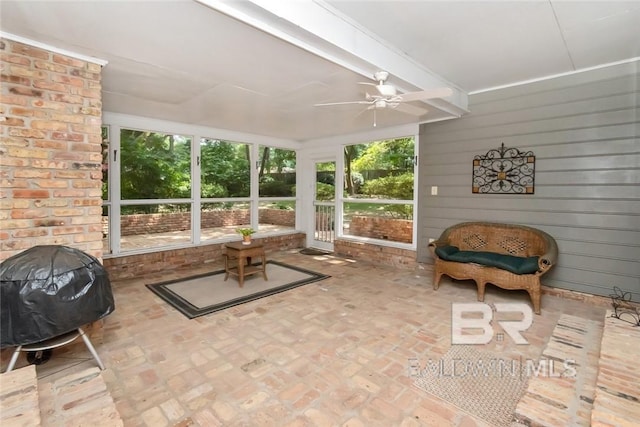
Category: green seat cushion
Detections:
[
  {"x1": 435, "y1": 245, "x2": 539, "y2": 275},
  {"x1": 435, "y1": 245, "x2": 460, "y2": 258}
]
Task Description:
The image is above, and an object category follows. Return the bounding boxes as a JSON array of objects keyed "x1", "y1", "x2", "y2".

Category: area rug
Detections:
[
  {"x1": 413, "y1": 345, "x2": 529, "y2": 427},
  {"x1": 146, "y1": 260, "x2": 329, "y2": 319}
]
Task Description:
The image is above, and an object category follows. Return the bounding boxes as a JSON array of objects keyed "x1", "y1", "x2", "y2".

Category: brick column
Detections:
[{"x1": 0, "y1": 38, "x2": 104, "y2": 261}]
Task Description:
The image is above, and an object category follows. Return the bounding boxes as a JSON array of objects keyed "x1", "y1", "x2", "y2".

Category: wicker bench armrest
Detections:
[
  {"x1": 428, "y1": 225, "x2": 455, "y2": 257},
  {"x1": 538, "y1": 230, "x2": 559, "y2": 273},
  {"x1": 428, "y1": 238, "x2": 451, "y2": 257}
]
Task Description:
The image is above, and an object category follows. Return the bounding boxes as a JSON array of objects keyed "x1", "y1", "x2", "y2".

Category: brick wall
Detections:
[
  {"x1": 258, "y1": 208, "x2": 295, "y2": 226},
  {"x1": 349, "y1": 215, "x2": 413, "y2": 243},
  {"x1": 119, "y1": 211, "x2": 193, "y2": 236},
  {"x1": 108, "y1": 209, "x2": 294, "y2": 236},
  {"x1": 0, "y1": 38, "x2": 103, "y2": 261},
  {"x1": 334, "y1": 239, "x2": 417, "y2": 269},
  {"x1": 103, "y1": 232, "x2": 305, "y2": 281}
]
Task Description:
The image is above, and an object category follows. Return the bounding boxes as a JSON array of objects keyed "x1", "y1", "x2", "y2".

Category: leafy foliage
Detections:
[
  {"x1": 315, "y1": 182, "x2": 335, "y2": 201},
  {"x1": 120, "y1": 129, "x2": 191, "y2": 211},
  {"x1": 380, "y1": 204, "x2": 413, "y2": 219},
  {"x1": 259, "y1": 181, "x2": 294, "y2": 196},
  {"x1": 258, "y1": 147, "x2": 297, "y2": 196},
  {"x1": 361, "y1": 172, "x2": 414, "y2": 200},
  {"x1": 258, "y1": 146, "x2": 296, "y2": 175},
  {"x1": 200, "y1": 139, "x2": 250, "y2": 198},
  {"x1": 115, "y1": 127, "x2": 415, "y2": 220},
  {"x1": 352, "y1": 138, "x2": 414, "y2": 171},
  {"x1": 236, "y1": 227, "x2": 255, "y2": 236}
]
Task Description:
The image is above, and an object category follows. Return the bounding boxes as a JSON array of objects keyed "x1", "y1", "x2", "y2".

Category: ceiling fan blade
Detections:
[
  {"x1": 394, "y1": 102, "x2": 428, "y2": 116},
  {"x1": 314, "y1": 100, "x2": 371, "y2": 107},
  {"x1": 398, "y1": 87, "x2": 453, "y2": 103}
]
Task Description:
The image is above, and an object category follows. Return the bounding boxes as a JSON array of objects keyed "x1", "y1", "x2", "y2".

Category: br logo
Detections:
[{"x1": 451, "y1": 303, "x2": 533, "y2": 345}]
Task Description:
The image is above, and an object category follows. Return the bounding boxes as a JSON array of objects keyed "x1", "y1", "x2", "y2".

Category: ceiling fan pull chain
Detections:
[{"x1": 373, "y1": 108, "x2": 377, "y2": 127}]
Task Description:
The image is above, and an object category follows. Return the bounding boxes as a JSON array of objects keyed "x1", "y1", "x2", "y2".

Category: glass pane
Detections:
[
  {"x1": 201, "y1": 202, "x2": 251, "y2": 242},
  {"x1": 258, "y1": 146, "x2": 296, "y2": 197},
  {"x1": 259, "y1": 200, "x2": 295, "y2": 233},
  {"x1": 120, "y1": 129, "x2": 192, "y2": 199},
  {"x1": 343, "y1": 202, "x2": 413, "y2": 244},
  {"x1": 101, "y1": 126, "x2": 109, "y2": 201},
  {"x1": 315, "y1": 161, "x2": 335, "y2": 202},
  {"x1": 344, "y1": 137, "x2": 415, "y2": 200},
  {"x1": 120, "y1": 203, "x2": 192, "y2": 251},
  {"x1": 200, "y1": 139, "x2": 250, "y2": 198},
  {"x1": 102, "y1": 204, "x2": 110, "y2": 255}
]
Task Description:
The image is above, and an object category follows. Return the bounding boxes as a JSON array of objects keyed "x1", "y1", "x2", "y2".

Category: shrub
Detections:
[
  {"x1": 361, "y1": 173, "x2": 414, "y2": 200},
  {"x1": 201, "y1": 182, "x2": 228, "y2": 198},
  {"x1": 274, "y1": 202, "x2": 293, "y2": 210},
  {"x1": 316, "y1": 171, "x2": 335, "y2": 185},
  {"x1": 259, "y1": 181, "x2": 294, "y2": 196},
  {"x1": 382, "y1": 204, "x2": 413, "y2": 219},
  {"x1": 315, "y1": 182, "x2": 335, "y2": 201}
]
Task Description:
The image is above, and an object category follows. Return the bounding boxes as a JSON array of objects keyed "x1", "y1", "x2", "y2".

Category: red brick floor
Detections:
[{"x1": 1, "y1": 249, "x2": 606, "y2": 426}]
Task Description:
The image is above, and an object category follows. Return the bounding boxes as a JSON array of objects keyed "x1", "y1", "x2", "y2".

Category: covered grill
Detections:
[{"x1": 1, "y1": 245, "x2": 115, "y2": 370}]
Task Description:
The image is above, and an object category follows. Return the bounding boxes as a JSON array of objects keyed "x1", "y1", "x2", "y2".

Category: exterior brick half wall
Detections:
[
  {"x1": 109, "y1": 208, "x2": 295, "y2": 237},
  {"x1": 334, "y1": 239, "x2": 417, "y2": 269},
  {"x1": 103, "y1": 233, "x2": 305, "y2": 281},
  {"x1": 0, "y1": 38, "x2": 104, "y2": 261},
  {"x1": 350, "y1": 215, "x2": 413, "y2": 243}
]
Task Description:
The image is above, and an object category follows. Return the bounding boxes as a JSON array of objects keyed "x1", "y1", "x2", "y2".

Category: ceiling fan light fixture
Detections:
[
  {"x1": 376, "y1": 84, "x2": 396, "y2": 97},
  {"x1": 374, "y1": 99, "x2": 387, "y2": 109}
]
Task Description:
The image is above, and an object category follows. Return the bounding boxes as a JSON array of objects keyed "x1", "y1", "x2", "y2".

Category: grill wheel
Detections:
[{"x1": 26, "y1": 349, "x2": 53, "y2": 365}]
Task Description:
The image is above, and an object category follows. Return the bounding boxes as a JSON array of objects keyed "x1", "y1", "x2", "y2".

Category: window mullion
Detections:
[
  {"x1": 110, "y1": 125, "x2": 122, "y2": 255},
  {"x1": 192, "y1": 135, "x2": 202, "y2": 245}
]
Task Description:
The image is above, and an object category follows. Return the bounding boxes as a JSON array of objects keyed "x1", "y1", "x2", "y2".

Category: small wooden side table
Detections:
[{"x1": 224, "y1": 241, "x2": 268, "y2": 287}]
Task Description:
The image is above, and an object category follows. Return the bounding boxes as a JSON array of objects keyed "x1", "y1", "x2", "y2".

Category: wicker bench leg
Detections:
[
  {"x1": 433, "y1": 270, "x2": 443, "y2": 290},
  {"x1": 476, "y1": 279, "x2": 487, "y2": 302},
  {"x1": 528, "y1": 288, "x2": 541, "y2": 315}
]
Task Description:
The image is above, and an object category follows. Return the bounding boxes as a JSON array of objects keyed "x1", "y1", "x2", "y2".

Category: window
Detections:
[
  {"x1": 342, "y1": 137, "x2": 415, "y2": 245},
  {"x1": 200, "y1": 139, "x2": 251, "y2": 241},
  {"x1": 119, "y1": 129, "x2": 192, "y2": 251},
  {"x1": 258, "y1": 146, "x2": 296, "y2": 233},
  {"x1": 120, "y1": 129, "x2": 191, "y2": 200},
  {"x1": 200, "y1": 139, "x2": 250, "y2": 198},
  {"x1": 120, "y1": 203, "x2": 191, "y2": 250},
  {"x1": 101, "y1": 125, "x2": 110, "y2": 254},
  {"x1": 101, "y1": 120, "x2": 301, "y2": 256}
]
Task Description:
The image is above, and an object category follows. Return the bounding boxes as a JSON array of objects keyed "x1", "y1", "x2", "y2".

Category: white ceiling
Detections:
[{"x1": 1, "y1": 0, "x2": 639, "y2": 143}]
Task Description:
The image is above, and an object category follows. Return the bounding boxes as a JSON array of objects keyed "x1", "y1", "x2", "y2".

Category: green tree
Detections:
[
  {"x1": 120, "y1": 130, "x2": 191, "y2": 212},
  {"x1": 352, "y1": 137, "x2": 414, "y2": 171},
  {"x1": 344, "y1": 144, "x2": 366, "y2": 195},
  {"x1": 259, "y1": 146, "x2": 296, "y2": 196},
  {"x1": 270, "y1": 148, "x2": 296, "y2": 173},
  {"x1": 200, "y1": 139, "x2": 250, "y2": 198}
]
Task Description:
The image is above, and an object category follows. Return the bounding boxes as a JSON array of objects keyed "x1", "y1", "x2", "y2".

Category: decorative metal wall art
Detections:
[
  {"x1": 472, "y1": 143, "x2": 535, "y2": 194},
  {"x1": 610, "y1": 286, "x2": 640, "y2": 326}
]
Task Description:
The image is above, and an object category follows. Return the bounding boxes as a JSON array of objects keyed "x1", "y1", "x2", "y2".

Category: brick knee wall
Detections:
[
  {"x1": 103, "y1": 233, "x2": 305, "y2": 281},
  {"x1": 350, "y1": 216, "x2": 412, "y2": 243},
  {"x1": 334, "y1": 239, "x2": 417, "y2": 269}
]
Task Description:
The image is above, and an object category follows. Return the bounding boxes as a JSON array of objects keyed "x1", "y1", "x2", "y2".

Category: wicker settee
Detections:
[{"x1": 428, "y1": 222, "x2": 558, "y2": 314}]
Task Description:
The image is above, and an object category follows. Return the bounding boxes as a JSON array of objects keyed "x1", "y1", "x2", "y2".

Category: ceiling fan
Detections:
[{"x1": 314, "y1": 71, "x2": 453, "y2": 125}]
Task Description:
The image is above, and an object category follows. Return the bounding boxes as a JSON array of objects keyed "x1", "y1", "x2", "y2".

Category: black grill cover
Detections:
[{"x1": 0, "y1": 245, "x2": 115, "y2": 348}]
